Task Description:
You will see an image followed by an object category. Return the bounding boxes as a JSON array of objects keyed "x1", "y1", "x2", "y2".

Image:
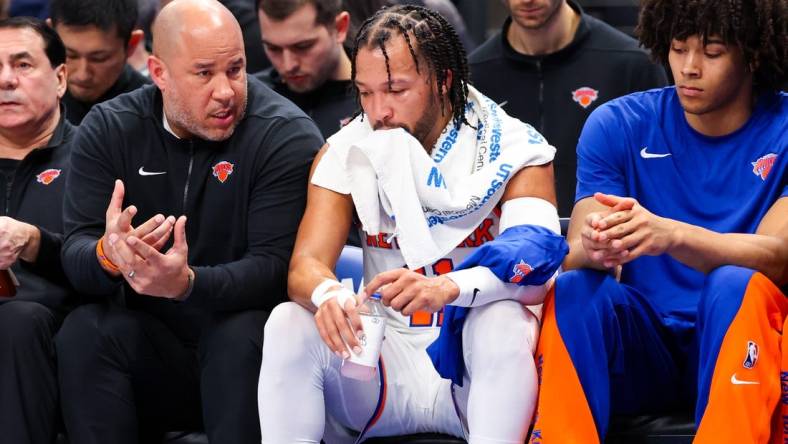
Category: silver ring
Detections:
[{"x1": 127, "y1": 270, "x2": 135, "y2": 278}]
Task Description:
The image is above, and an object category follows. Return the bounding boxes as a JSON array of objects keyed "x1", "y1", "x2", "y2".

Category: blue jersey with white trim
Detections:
[{"x1": 575, "y1": 87, "x2": 787, "y2": 330}]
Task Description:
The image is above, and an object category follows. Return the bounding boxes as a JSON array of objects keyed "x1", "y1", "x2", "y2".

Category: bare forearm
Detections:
[
  {"x1": 668, "y1": 221, "x2": 788, "y2": 286},
  {"x1": 287, "y1": 254, "x2": 342, "y2": 312}
]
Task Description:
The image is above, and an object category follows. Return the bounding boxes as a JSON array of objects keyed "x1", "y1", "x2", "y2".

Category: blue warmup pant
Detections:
[{"x1": 530, "y1": 265, "x2": 788, "y2": 444}]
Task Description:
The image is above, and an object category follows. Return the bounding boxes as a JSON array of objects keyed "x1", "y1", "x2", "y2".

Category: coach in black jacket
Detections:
[
  {"x1": 56, "y1": 2, "x2": 322, "y2": 443},
  {"x1": 469, "y1": 0, "x2": 667, "y2": 216},
  {"x1": 0, "y1": 17, "x2": 77, "y2": 444}
]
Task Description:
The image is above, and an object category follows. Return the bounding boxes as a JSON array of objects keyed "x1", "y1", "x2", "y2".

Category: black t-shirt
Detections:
[
  {"x1": 469, "y1": 2, "x2": 668, "y2": 216},
  {"x1": 62, "y1": 64, "x2": 150, "y2": 125},
  {"x1": 254, "y1": 68, "x2": 357, "y2": 139}
]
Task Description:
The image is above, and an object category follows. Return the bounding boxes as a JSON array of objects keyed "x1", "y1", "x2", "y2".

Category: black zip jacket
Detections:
[
  {"x1": 2, "y1": 111, "x2": 75, "y2": 312},
  {"x1": 62, "y1": 78, "x2": 323, "y2": 342},
  {"x1": 469, "y1": 1, "x2": 668, "y2": 216}
]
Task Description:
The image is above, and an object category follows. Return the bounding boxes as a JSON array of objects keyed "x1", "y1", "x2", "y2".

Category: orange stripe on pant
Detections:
[
  {"x1": 530, "y1": 287, "x2": 599, "y2": 444},
  {"x1": 696, "y1": 273, "x2": 788, "y2": 444},
  {"x1": 774, "y1": 310, "x2": 788, "y2": 444}
]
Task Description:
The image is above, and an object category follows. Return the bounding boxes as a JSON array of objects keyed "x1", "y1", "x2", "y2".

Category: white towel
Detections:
[{"x1": 319, "y1": 86, "x2": 555, "y2": 269}]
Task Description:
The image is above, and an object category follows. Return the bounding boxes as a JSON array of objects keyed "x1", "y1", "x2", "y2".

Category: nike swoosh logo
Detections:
[
  {"x1": 470, "y1": 288, "x2": 480, "y2": 306},
  {"x1": 731, "y1": 374, "x2": 759, "y2": 385},
  {"x1": 640, "y1": 147, "x2": 672, "y2": 159},
  {"x1": 138, "y1": 167, "x2": 167, "y2": 176}
]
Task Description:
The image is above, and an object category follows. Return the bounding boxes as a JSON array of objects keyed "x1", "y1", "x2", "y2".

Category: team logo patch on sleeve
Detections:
[
  {"x1": 751, "y1": 153, "x2": 777, "y2": 180},
  {"x1": 509, "y1": 260, "x2": 533, "y2": 284},
  {"x1": 36, "y1": 168, "x2": 61, "y2": 185},
  {"x1": 212, "y1": 161, "x2": 234, "y2": 183},
  {"x1": 571, "y1": 87, "x2": 599, "y2": 109},
  {"x1": 743, "y1": 340, "x2": 759, "y2": 369}
]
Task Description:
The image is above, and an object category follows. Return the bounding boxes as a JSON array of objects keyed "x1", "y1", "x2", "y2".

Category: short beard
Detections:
[
  {"x1": 164, "y1": 88, "x2": 248, "y2": 141},
  {"x1": 412, "y1": 92, "x2": 441, "y2": 150}
]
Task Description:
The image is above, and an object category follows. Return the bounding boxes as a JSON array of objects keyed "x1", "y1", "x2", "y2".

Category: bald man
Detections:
[{"x1": 55, "y1": 1, "x2": 322, "y2": 442}]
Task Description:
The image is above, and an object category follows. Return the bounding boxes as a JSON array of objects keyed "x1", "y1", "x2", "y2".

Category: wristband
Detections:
[
  {"x1": 322, "y1": 288, "x2": 357, "y2": 310},
  {"x1": 96, "y1": 236, "x2": 120, "y2": 273},
  {"x1": 311, "y1": 279, "x2": 356, "y2": 309}
]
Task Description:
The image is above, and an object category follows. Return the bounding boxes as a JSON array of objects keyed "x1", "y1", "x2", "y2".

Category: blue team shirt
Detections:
[{"x1": 575, "y1": 87, "x2": 787, "y2": 330}]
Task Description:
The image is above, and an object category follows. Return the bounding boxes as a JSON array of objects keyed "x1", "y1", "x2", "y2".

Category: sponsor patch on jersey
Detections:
[
  {"x1": 572, "y1": 87, "x2": 599, "y2": 109},
  {"x1": 509, "y1": 259, "x2": 533, "y2": 284},
  {"x1": 743, "y1": 340, "x2": 759, "y2": 369},
  {"x1": 751, "y1": 153, "x2": 777, "y2": 180},
  {"x1": 212, "y1": 161, "x2": 234, "y2": 183},
  {"x1": 36, "y1": 168, "x2": 61, "y2": 185}
]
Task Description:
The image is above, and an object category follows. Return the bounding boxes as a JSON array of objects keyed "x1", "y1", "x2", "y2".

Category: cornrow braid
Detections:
[
  {"x1": 350, "y1": 4, "x2": 471, "y2": 129},
  {"x1": 637, "y1": 0, "x2": 787, "y2": 92}
]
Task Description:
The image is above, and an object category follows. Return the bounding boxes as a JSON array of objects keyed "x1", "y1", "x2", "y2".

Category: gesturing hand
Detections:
[
  {"x1": 120, "y1": 215, "x2": 192, "y2": 300},
  {"x1": 99, "y1": 180, "x2": 176, "y2": 275}
]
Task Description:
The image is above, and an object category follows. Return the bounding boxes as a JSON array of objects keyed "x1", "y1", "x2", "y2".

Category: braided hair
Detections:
[
  {"x1": 637, "y1": 0, "x2": 787, "y2": 91},
  {"x1": 350, "y1": 4, "x2": 471, "y2": 129}
]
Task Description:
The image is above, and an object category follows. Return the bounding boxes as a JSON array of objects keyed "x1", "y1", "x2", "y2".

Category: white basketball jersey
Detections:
[{"x1": 360, "y1": 207, "x2": 502, "y2": 341}]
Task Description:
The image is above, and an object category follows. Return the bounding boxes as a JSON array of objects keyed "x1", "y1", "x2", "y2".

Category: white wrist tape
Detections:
[
  {"x1": 446, "y1": 266, "x2": 556, "y2": 307},
  {"x1": 310, "y1": 279, "x2": 357, "y2": 309},
  {"x1": 499, "y1": 197, "x2": 560, "y2": 234}
]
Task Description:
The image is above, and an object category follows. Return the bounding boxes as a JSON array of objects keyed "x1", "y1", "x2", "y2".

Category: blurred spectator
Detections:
[
  {"x1": 49, "y1": 0, "x2": 150, "y2": 124},
  {"x1": 0, "y1": 0, "x2": 8, "y2": 19},
  {"x1": 255, "y1": 0, "x2": 354, "y2": 139},
  {"x1": 126, "y1": 0, "x2": 159, "y2": 76},
  {"x1": 221, "y1": 0, "x2": 271, "y2": 73},
  {"x1": 9, "y1": 0, "x2": 48, "y2": 19},
  {"x1": 0, "y1": 16, "x2": 77, "y2": 444},
  {"x1": 469, "y1": 0, "x2": 667, "y2": 216}
]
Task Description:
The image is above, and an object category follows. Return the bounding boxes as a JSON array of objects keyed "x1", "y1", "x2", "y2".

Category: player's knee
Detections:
[
  {"x1": 262, "y1": 302, "x2": 320, "y2": 360},
  {"x1": 555, "y1": 268, "x2": 621, "y2": 321},
  {"x1": 699, "y1": 265, "x2": 756, "y2": 316},
  {"x1": 704, "y1": 265, "x2": 755, "y2": 294},
  {"x1": 465, "y1": 300, "x2": 537, "y2": 369}
]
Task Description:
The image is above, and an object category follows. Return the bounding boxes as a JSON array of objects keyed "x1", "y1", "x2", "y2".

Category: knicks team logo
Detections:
[
  {"x1": 751, "y1": 153, "x2": 777, "y2": 180},
  {"x1": 743, "y1": 340, "x2": 759, "y2": 369},
  {"x1": 36, "y1": 169, "x2": 61, "y2": 185},
  {"x1": 572, "y1": 87, "x2": 599, "y2": 109},
  {"x1": 510, "y1": 260, "x2": 533, "y2": 284},
  {"x1": 212, "y1": 161, "x2": 234, "y2": 183}
]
